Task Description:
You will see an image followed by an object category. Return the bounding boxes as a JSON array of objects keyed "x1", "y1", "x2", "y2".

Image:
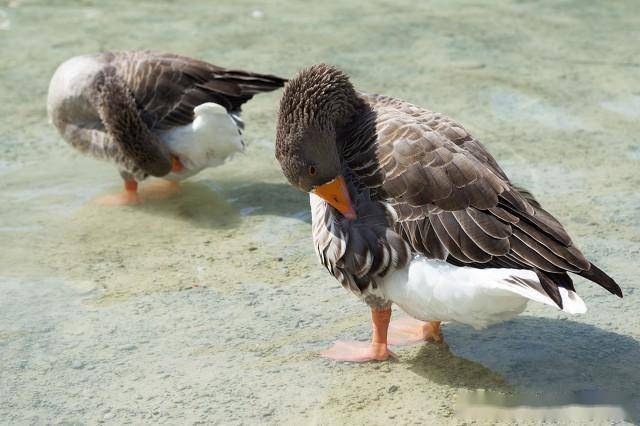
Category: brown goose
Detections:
[
  {"x1": 47, "y1": 50, "x2": 286, "y2": 204},
  {"x1": 275, "y1": 64, "x2": 622, "y2": 362}
]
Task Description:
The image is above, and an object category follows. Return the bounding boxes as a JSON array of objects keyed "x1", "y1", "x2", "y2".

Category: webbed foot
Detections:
[
  {"x1": 388, "y1": 318, "x2": 444, "y2": 345},
  {"x1": 320, "y1": 341, "x2": 397, "y2": 362}
]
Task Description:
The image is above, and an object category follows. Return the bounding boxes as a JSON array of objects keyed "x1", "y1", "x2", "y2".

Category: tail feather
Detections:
[
  {"x1": 220, "y1": 70, "x2": 287, "y2": 94},
  {"x1": 535, "y1": 271, "x2": 578, "y2": 308},
  {"x1": 546, "y1": 272, "x2": 576, "y2": 292},
  {"x1": 504, "y1": 275, "x2": 587, "y2": 314},
  {"x1": 558, "y1": 287, "x2": 588, "y2": 314},
  {"x1": 536, "y1": 272, "x2": 564, "y2": 309},
  {"x1": 579, "y1": 263, "x2": 623, "y2": 298}
]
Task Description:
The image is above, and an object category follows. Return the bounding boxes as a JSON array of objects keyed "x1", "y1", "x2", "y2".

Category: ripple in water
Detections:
[{"x1": 0, "y1": 9, "x2": 10, "y2": 31}]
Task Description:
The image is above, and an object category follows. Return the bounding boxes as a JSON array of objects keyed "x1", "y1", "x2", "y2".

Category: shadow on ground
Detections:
[
  {"x1": 408, "y1": 316, "x2": 640, "y2": 422},
  {"x1": 133, "y1": 180, "x2": 309, "y2": 229}
]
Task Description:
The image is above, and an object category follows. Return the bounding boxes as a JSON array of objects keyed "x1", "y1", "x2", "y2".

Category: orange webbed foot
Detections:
[
  {"x1": 96, "y1": 180, "x2": 139, "y2": 205},
  {"x1": 320, "y1": 341, "x2": 398, "y2": 362},
  {"x1": 388, "y1": 318, "x2": 444, "y2": 346},
  {"x1": 95, "y1": 191, "x2": 140, "y2": 206},
  {"x1": 138, "y1": 179, "x2": 181, "y2": 201}
]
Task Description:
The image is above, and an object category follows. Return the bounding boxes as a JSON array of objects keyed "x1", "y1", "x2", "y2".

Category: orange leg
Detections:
[
  {"x1": 124, "y1": 180, "x2": 138, "y2": 192},
  {"x1": 171, "y1": 155, "x2": 184, "y2": 173},
  {"x1": 96, "y1": 179, "x2": 140, "y2": 205},
  {"x1": 388, "y1": 318, "x2": 444, "y2": 346},
  {"x1": 320, "y1": 308, "x2": 397, "y2": 362}
]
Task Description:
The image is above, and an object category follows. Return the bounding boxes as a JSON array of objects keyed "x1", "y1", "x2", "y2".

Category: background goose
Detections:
[
  {"x1": 47, "y1": 50, "x2": 286, "y2": 204},
  {"x1": 275, "y1": 64, "x2": 622, "y2": 362}
]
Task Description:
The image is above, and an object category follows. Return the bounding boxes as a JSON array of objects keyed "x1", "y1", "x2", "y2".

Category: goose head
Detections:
[{"x1": 275, "y1": 64, "x2": 360, "y2": 220}]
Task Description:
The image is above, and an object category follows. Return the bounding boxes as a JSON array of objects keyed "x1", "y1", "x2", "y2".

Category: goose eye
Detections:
[{"x1": 308, "y1": 165, "x2": 317, "y2": 176}]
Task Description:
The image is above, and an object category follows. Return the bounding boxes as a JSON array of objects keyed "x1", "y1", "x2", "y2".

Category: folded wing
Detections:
[
  {"x1": 364, "y1": 97, "x2": 621, "y2": 307},
  {"x1": 112, "y1": 50, "x2": 286, "y2": 130}
]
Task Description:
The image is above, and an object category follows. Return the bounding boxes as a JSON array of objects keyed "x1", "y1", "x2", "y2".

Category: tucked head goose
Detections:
[
  {"x1": 47, "y1": 50, "x2": 286, "y2": 204},
  {"x1": 275, "y1": 64, "x2": 622, "y2": 362}
]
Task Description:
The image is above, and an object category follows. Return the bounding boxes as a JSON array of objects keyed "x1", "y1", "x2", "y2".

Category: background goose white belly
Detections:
[
  {"x1": 381, "y1": 257, "x2": 587, "y2": 329},
  {"x1": 160, "y1": 102, "x2": 244, "y2": 181}
]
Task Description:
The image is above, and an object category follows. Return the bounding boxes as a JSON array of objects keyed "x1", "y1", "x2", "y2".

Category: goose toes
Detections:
[
  {"x1": 320, "y1": 340, "x2": 397, "y2": 362},
  {"x1": 388, "y1": 318, "x2": 444, "y2": 346},
  {"x1": 95, "y1": 190, "x2": 140, "y2": 206},
  {"x1": 139, "y1": 179, "x2": 181, "y2": 201}
]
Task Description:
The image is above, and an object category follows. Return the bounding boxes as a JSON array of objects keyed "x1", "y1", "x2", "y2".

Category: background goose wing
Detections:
[{"x1": 113, "y1": 51, "x2": 286, "y2": 130}]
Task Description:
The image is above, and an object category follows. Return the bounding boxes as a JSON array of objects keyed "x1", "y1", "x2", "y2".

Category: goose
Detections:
[
  {"x1": 47, "y1": 50, "x2": 286, "y2": 204},
  {"x1": 275, "y1": 64, "x2": 622, "y2": 362}
]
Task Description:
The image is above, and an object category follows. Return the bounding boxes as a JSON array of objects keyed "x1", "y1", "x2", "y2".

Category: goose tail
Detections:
[
  {"x1": 502, "y1": 274, "x2": 587, "y2": 314},
  {"x1": 578, "y1": 263, "x2": 623, "y2": 298}
]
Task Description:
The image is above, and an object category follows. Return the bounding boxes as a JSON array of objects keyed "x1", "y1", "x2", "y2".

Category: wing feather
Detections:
[
  {"x1": 112, "y1": 50, "x2": 285, "y2": 130},
  {"x1": 310, "y1": 178, "x2": 410, "y2": 297},
  {"x1": 341, "y1": 93, "x2": 621, "y2": 306}
]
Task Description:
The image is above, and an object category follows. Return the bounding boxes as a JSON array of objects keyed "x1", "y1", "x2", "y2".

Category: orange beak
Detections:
[{"x1": 312, "y1": 175, "x2": 357, "y2": 220}]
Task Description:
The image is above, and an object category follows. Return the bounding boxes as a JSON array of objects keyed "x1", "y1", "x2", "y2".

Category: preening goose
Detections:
[
  {"x1": 275, "y1": 64, "x2": 622, "y2": 362},
  {"x1": 47, "y1": 50, "x2": 286, "y2": 204}
]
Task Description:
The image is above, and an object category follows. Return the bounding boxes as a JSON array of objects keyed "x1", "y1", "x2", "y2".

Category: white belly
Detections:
[
  {"x1": 159, "y1": 103, "x2": 244, "y2": 181},
  {"x1": 380, "y1": 257, "x2": 586, "y2": 329}
]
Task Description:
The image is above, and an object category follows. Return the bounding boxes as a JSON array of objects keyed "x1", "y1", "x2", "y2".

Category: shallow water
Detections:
[{"x1": 1, "y1": 0, "x2": 639, "y2": 424}]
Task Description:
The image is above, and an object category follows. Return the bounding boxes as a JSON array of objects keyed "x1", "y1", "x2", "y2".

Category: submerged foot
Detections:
[
  {"x1": 320, "y1": 340, "x2": 397, "y2": 362},
  {"x1": 388, "y1": 318, "x2": 444, "y2": 346},
  {"x1": 139, "y1": 179, "x2": 181, "y2": 201},
  {"x1": 95, "y1": 190, "x2": 140, "y2": 206},
  {"x1": 94, "y1": 179, "x2": 180, "y2": 206}
]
